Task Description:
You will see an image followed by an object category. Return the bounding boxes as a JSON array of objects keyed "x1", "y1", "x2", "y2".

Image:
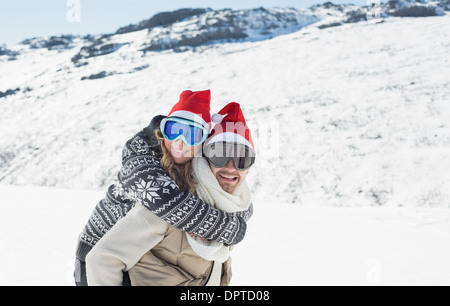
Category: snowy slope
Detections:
[
  {"x1": 0, "y1": 184, "x2": 449, "y2": 286},
  {"x1": 0, "y1": 5, "x2": 450, "y2": 207}
]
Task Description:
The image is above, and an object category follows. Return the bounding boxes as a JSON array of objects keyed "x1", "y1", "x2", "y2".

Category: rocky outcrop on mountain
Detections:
[
  {"x1": 21, "y1": 35, "x2": 77, "y2": 51},
  {"x1": 71, "y1": 39, "x2": 126, "y2": 66},
  {"x1": 116, "y1": 8, "x2": 211, "y2": 34},
  {"x1": 0, "y1": 45, "x2": 19, "y2": 60},
  {"x1": 3, "y1": 2, "x2": 448, "y2": 64},
  {"x1": 69, "y1": 7, "x2": 319, "y2": 62},
  {"x1": 314, "y1": 0, "x2": 447, "y2": 29},
  {"x1": 0, "y1": 88, "x2": 20, "y2": 98}
]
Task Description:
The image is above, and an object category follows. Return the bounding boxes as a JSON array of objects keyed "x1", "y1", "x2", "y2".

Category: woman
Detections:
[
  {"x1": 74, "y1": 90, "x2": 249, "y2": 286},
  {"x1": 85, "y1": 102, "x2": 256, "y2": 286}
]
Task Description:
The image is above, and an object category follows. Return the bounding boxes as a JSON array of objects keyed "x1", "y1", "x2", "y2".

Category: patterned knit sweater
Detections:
[{"x1": 76, "y1": 115, "x2": 252, "y2": 262}]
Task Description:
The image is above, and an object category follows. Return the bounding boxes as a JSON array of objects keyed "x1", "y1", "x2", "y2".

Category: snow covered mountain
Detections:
[{"x1": 1, "y1": 2, "x2": 449, "y2": 207}]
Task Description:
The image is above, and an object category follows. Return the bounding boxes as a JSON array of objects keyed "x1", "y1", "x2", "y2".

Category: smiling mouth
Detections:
[
  {"x1": 171, "y1": 147, "x2": 189, "y2": 156},
  {"x1": 219, "y1": 173, "x2": 238, "y2": 182}
]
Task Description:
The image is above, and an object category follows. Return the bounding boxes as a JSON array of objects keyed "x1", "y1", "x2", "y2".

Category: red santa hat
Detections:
[
  {"x1": 207, "y1": 102, "x2": 255, "y2": 150},
  {"x1": 168, "y1": 89, "x2": 212, "y2": 129}
]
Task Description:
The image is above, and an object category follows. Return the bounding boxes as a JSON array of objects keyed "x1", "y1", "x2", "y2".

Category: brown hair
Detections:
[{"x1": 155, "y1": 129, "x2": 197, "y2": 195}]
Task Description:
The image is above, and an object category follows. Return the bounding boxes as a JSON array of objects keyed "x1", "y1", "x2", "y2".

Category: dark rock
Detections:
[
  {"x1": 0, "y1": 46, "x2": 19, "y2": 58},
  {"x1": 318, "y1": 22, "x2": 343, "y2": 29},
  {"x1": 116, "y1": 8, "x2": 210, "y2": 34},
  {"x1": 81, "y1": 71, "x2": 113, "y2": 80},
  {"x1": 21, "y1": 35, "x2": 76, "y2": 51},
  {"x1": 391, "y1": 5, "x2": 438, "y2": 17},
  {"x1": 0, "y1": 88, "x2": 20, "y2": 99},
  {"x1": 0, "y1": 151, "x2": 16, "y2": 171},
  {"x1": 72, "y1": 43, "x2": 126, "y2": 65},
  {"x1": 346, "y1": 9, "x2": 368, "y2": 23}
]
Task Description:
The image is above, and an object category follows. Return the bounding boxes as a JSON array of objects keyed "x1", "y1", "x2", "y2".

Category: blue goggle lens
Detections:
[{"x1": 161, "y1": 118, "x2": 208, "y2": 146}]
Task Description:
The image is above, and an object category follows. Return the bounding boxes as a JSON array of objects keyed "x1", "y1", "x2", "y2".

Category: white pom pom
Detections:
[{"x1": 211, "y1": 113, "x2": 223, "y2": 124}]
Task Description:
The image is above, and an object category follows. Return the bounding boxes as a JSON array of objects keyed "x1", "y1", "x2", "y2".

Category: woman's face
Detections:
[{"x1": 164, "y1": 139, "x2": 200, "y2": 164}]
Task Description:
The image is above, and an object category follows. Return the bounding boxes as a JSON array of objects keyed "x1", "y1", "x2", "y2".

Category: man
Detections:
[{"x1": 86, "y1": 102, "x2": 256, "y2": 286}]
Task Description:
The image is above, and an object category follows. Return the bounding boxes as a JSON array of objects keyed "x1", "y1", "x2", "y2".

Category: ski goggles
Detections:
[
  {"x1": 203, "y1": 142, "x2": 256, "y2": 171},
  {"x1": 160, "y1": 117, "x2": 209, "y2": 146}
]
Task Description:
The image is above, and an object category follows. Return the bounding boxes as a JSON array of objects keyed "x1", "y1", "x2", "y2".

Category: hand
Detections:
[{"x1": 189, "y1": 233, "x2": 208, "y2": 241}]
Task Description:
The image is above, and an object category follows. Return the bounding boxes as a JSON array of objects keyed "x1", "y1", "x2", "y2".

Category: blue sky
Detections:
[{"x1": 0, "y1": 0, "x2": 368, "y2": 46}]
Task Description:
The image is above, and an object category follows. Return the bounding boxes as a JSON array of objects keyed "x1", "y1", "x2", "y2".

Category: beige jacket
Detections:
[{"x1": 86, "y1": 203, "x2": 232, "y2": 286}]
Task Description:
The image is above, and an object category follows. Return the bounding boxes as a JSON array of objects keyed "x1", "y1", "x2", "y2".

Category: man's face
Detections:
[{"x1": 210, "y1": 159, "x2": 249, "y2": 194}]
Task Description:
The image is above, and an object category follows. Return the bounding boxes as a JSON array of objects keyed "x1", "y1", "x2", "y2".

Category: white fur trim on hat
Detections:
[
  {"x1": 169, "y1": 110, "x2": 211, "y2": 129},
  {"x1": 206, "y1": 132, "x2": 253, "y2": 148},
  {"x1": 211, "y1": 113, "x2": 223, "y2": 124}
]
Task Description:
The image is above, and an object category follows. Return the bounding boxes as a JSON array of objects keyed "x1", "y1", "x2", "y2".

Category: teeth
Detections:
[
  {"x1": 172, "y1": 148, "x2": 188, "y2": 154},
  {"x1": 220, "y1": 174, "x2": 236, "y2": 179}
]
